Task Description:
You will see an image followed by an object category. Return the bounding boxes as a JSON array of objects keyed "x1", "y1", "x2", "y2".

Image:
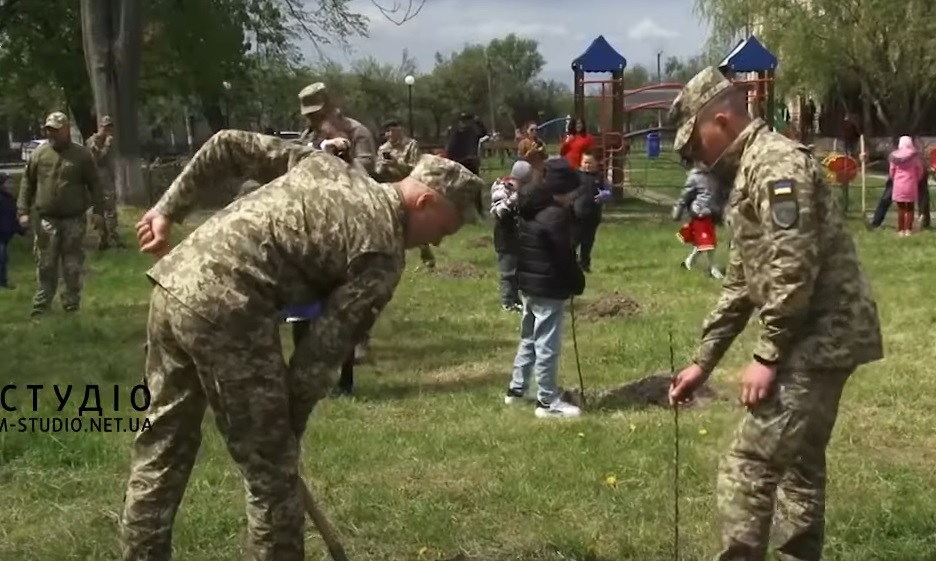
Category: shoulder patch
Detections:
[{"x1": 768, "y1": 179, "x2": 798, "y2": 229}]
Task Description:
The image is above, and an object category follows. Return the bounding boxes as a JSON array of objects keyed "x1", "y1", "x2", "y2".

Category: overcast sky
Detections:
[{"x1": 302, "y1": 0, "x2": 711, "y2": 85}]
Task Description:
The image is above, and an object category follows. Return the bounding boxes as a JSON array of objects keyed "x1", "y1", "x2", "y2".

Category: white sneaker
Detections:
[
  {"x1": 534, "y1": 399, "x2": 582, "y2": 418},
  {"x1": 709, "y1": 267, "x2": 724, "y2": 279}
]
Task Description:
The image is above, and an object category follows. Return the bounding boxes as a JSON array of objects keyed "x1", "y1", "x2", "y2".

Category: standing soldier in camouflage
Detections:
[
  {"x1": 17, "y1": 111, "x2": 104, "y2": 318},
  {"x1": 296, "y1": 82, "x2": 376, "y2": 175},
  {"x1": 296, "y1": 82, "x2": 380, "y2": 362},
  {"x1": 121, "y1": 129, "x2": 483, "y2": 561},
  {"x1": 376, "y1": 117, "x2": 435, "y2": 268},
  {"x1": 87, "y1": 115, "x2": 125, "y2": 249},
  {"x1": 667, "y1": 67, "x2": 884, "y2": 561}
]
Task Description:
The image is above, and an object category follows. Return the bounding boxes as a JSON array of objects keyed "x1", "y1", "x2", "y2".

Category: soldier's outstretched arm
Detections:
[
  {"x1": 153, "y1": 130, "x2": 308, "y2": 223},
  {"x1": 289, "y1": 252, "x2": 404, "y2": 375},
  {"x1": 692, "y1": 244, "x2": 755, "y2": 374},
  {"x1": 750, "y1": 150, "x2": 821, "y2": 364}
]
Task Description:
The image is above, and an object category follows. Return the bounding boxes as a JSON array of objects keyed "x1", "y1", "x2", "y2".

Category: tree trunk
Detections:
[{"x1": 80, "y1": 0, "x2": 147, "y2": 206}]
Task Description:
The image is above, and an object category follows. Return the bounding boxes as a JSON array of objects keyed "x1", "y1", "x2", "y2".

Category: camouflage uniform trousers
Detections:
[
  {"x1": 714, "y1": 366, "x2": 854, "y2": 561},
  {"x1": 32, "y1": 215, "x2": 87, "y2": 313},
  {"x1": 95, "y1": 181, "x2": 122, "y2": 247},
  {"x1": 120, "y1": 286, "x2": 335, "y2": 561}
]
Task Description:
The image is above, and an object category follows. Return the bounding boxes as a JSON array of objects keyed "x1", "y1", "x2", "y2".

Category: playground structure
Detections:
[
  {"x1": 571, "y1": 35, "x2": 626, "y2": 187},
  {"x1": 718, "y1": 36, "x2": 779, "y2": 131}
]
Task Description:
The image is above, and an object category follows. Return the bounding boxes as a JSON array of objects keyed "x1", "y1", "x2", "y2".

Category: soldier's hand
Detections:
[
  {"x1": 739, "y1": 361, "x2": 776, "y2": 408},
  {"x1": 18, "y1": 214, "x2": 29, "y2": 229},
  {"x1": 321, "y1": 137, "x2": 350, "y2": 154},
  {"x1": 669, "y1": 363, "x2": 709, "y2": 406},
  {"x1": 136, "y1": 208, "x2": 172, "y2": 256}
]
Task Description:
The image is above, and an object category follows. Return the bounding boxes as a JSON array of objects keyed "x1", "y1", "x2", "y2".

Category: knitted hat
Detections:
[
  {"x1": 542, "y1": 157, "x2": 579, "y2": 195},
  {"x1": 509, "y1": 160, "x2": 533, "y2": 184}
]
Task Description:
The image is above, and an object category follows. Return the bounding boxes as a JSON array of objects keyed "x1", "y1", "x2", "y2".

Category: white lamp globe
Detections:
[{"x1": 404, "y1": 75, "x2": 415, "y2": 86}]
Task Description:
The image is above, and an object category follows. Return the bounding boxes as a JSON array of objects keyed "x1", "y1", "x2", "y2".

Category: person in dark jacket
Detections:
[
  {"x1": 446, "y1": 112, "x2": 487, "y2": 213},
  {"x1": 504, "y1": 157, "x2": 585, "y2": 419},
  {"x1": 0, "y1": 172, "x2": 26, "y2": 288},
  {"x1": 571, "y1": 153, "x2": 612, "y2": 272},
  {"x1": 490, "y1": 160, "x2": 533, "y2": 311}
]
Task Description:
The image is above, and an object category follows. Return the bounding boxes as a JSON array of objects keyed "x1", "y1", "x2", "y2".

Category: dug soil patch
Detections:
[
  {"x1": 561, "y1": 372, "x2": 719, "y2": 410},
  {"x1": 467, "y1": 234, "x2": 493, "y2": 248},
  {"x1": 432, "y1": 261, "x2": 484, "y2": 279},
  {"x1": 573, "y1": 291, "x2": 641, "y2": 320}
]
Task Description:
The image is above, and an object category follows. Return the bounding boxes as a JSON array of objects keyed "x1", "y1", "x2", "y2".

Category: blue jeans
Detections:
[{"x1": 509, "y1": 295, "x2": 565, "y2": 404}]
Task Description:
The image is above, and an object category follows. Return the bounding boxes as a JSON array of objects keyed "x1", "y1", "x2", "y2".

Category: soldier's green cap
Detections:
[
  {"x1": 99, "y1": 115, "x2": 113, "y2": 127},
  {"x1": 299, "y1": 82, "x2": 329, "y2": 116},
  {"x1": 43, "y1": 111, "x2": 69, "y2": 129},
  {"x1": 409, "y1": 155, "x2": 485, "y2": 225},
  {"x1": 668, "y1": 66, "x2": 734, "y2": 153}
]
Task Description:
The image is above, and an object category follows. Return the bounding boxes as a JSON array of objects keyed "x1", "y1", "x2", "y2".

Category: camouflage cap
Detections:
[
  {"x1": 44, "y1": 111, "x2": 69, "y2": 129},
  {"x1": 409, "y1": 154, "x2": 485, "y2": 224},
  {"x1": 668, "y1": 66, "x2": 734, "y2": 153},
  {"x1": 99, "y1": 115, "x2": 113, "y2": 127},
  {"x1": 299, "y1": 82, "x2": 329, "y2": 116}
]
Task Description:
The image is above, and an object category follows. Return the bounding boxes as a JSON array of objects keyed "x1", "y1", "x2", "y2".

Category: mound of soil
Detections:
[
  {"x1": 561, "y1": 373, "x2": 718, "y2": 410},
  {"x1": 467, "y1": 235, "x2": 493, "y2": 248},
  {"x1": 432, "y1": 261, "x2": 483, "y2": 279},
  {"x1": 573, "y1": 292, "x2": 641, "y2": 320}
]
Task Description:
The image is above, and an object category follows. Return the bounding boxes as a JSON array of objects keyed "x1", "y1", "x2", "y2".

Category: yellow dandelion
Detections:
[
  {"x1": 699, "y1": 428, "x2": 708, "y2": 436},
  {"x1": 603, "y1": 475, "x2": 617, "y2": 488},
  {"x1": 628, "y1": 423, "x2": 636, "y2": 432},
  {"x1": 577, "y1": 432, "x2": 585, "y2": 438}
]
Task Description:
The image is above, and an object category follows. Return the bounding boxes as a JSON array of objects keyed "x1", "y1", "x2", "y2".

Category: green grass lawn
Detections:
[{"x1": 2, "y1": 198, "x2": 936, "y2": 561}]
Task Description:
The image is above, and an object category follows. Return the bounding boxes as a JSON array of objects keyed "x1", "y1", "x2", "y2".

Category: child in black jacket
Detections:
[
  {"x1": 0, "y1": 172, "x2": 26, "y2": 288},
  {"x1": 505, "y1": 158, "x2": 585, "y2": 419}
]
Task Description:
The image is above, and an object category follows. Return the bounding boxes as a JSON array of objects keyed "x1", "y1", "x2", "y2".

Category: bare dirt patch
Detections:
[
  {"x1": 572, "y1": 291, "x2": 641, "y2": 320},
  {"x1": 432, "y1": 261, "x2": 484, "y2": 279},
  {"x1": 561, "y1": 372, "x2": 719, "y2": 410},
  {"x1": 467, "y1": 235, "x2": 493, "y2": 248}
]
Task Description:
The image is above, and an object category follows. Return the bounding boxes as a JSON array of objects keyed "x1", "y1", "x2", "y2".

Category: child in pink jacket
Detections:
[{"x1": 889, "y1": 136, "x2": 926, "y2": 236}]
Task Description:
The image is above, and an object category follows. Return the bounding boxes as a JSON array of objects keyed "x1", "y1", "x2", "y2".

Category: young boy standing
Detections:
[
  {"x1": 505, "y1": 158, "x2": 585, "y2": 419},
  {"x1": 572, "y1": 152, "x2": 612, "y2": 272},
  {"x1": 673, "y1": 161, "x2": 723, "y2": 279},
  {"x1": 490, "y1": 160, "x2": 533, "y2": 311}
]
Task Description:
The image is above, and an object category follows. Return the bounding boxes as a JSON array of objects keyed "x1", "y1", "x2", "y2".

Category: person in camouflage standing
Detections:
[
  {"x1": 86, "y1": 114, "x2": 125, "y2": 249},
  {"x1": 17, "y1": 111, "x2": 104, "y2": 317},
  {"x1": 296, "y1": 82, "x2": 380, "y2": 362},
  {"x1": 667, "y1": 67, "x2": 884, "y2": 561},
  {"x1": 376, "y1": 117, "x2": 435, "y2": 268},
  {"x1": 295, "y1": 82, "x2": 376, "y2": 175},
  {"x1": 121, "y1": 129, "x2": 483, "y2": 561}
]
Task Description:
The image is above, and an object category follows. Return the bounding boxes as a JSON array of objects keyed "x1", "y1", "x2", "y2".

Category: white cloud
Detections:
[{"x1": 627, "y1": 18, "x2": 679, "y2": 40}]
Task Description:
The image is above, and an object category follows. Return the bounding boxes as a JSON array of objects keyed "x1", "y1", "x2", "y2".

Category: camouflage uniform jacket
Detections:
[
  {"x1": 295, "y1": 117, "x2": 376, "y2": 176},
  {"x1": 693, "y1": 119, "x2": 883, "y2": 374},
  {"x1": 375, "y1": 138, "x2": 420, "y2": 182},
  {"x1": 17, "y1": 141, "x2": 104, "y2": 218},
  {"x1": 86, "y1": 133, "x2": 114, "y2": 183},
  {"x1": 148, "y1": 130, "x2": 406, "y2": 370}
]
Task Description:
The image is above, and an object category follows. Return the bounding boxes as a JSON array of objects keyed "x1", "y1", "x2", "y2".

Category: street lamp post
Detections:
[
  {"x1": 404, "y1": 75, "x2": 415, "y2": 137},
  {"x1": 222, "y1": 80, "x2": 232, "y2": 128}
]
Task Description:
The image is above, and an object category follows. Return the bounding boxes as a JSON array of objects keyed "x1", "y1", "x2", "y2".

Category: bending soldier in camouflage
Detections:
[
  {"x1": 86, "y1": 115, "x2": 124, "y2": 249},
  {"x1": 377, "y1": 117, "x2": 436, "y2": 268},
  {"x1": 667, "y1": 67, "x2": 884, "y2": 561},
  {"x1": 17, "y1": 111, "x2": 105, "y2": 317},
  {"x1": 120, "y1": 129, "x2": 484, "y2": 561}
]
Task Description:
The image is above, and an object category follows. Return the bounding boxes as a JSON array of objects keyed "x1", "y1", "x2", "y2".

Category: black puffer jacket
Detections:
[{"x1": 515, "y1": 185, "x2": 586, "y2": 300}]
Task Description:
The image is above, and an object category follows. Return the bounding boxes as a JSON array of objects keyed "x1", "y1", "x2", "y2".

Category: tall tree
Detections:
[{"x1": 695, "y1": 0, "x2": 936, "y2": 133}]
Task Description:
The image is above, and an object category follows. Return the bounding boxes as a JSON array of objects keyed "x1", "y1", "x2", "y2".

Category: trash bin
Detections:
[{"x1": 646, "y1": 132, "x2": 660, "y2": 159}]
